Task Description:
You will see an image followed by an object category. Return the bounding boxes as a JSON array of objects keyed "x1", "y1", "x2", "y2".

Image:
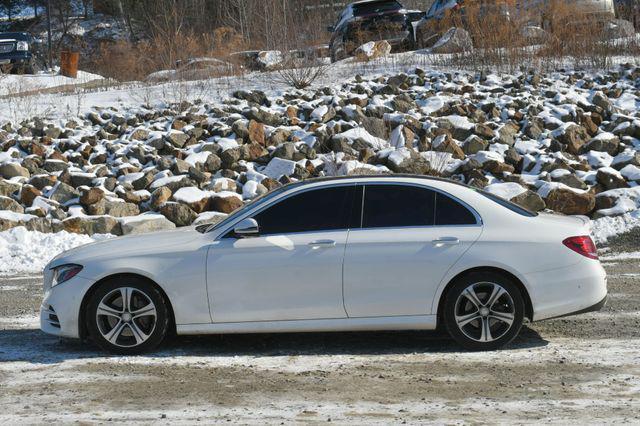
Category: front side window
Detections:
[
  {"x1": 251, "y1": 186, "x2": 354, "y2": 235},
  {"x1": 362, "y1": 185, "x2": 436, "y2": 228}
]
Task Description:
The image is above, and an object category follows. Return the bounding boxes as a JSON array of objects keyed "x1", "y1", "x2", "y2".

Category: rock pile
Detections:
[{"x1": 1, "y1": 64, "x2": 639, "y2": 235}]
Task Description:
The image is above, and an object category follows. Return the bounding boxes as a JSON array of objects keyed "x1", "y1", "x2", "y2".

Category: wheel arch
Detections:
[
  {"x1": 436, "y1": 266, "x2": 534, "y2": 325},
  {"x1": 78, "y1": 273, "x2": 176, "y2": 340}
]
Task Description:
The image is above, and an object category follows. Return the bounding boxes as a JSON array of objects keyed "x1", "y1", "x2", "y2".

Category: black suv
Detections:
[
  {"x1": 0, "y1": 32, "x2": 43, "y2": 74},
  {"x1": 328, "y1": 0, "x2": 423, "y2": 62}
]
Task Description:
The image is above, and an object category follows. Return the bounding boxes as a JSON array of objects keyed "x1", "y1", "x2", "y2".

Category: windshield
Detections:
[{"x1": 200, "y1": 185, "x2": 289, "y2": 234}]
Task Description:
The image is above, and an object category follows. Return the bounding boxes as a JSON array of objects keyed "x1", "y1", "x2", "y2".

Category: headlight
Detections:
[
  {"x1": 51, "y1": 264, "x2": 83, "y2": 287},
  {"x1": 16, "y1": 41, "x2": 28, "y2": 51}
]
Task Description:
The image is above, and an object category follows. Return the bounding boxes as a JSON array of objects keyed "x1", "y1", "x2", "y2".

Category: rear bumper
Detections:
[
  {"x1": 526, "y1": 260, "x2": 608, "y2": 321},
  {"x1": 544, "y1": 295, "x2": 607, "y2": 320}
]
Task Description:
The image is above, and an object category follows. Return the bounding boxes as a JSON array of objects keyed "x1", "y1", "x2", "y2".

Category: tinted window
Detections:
[
  {"x1": 252, "y1": 186, "x2": 354, "y2": 235},
  {"x1": 435, "y1": 193, "x2": 477, "y2": 225},
  {"x1": 362, "y1": 185, "x2": 435, "y2": 228}
]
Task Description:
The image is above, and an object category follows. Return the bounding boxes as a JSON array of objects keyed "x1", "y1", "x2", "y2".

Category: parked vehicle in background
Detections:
[
  {"x1": 0, "y1": 32, "x2": 43, "y2": 74},
  {"x1": 414, "y1": 0, "x2": 513, "y2": 49},
  {"x1": 328, "y1": 0, "x2": 422, "y2": 62},
  {"x1": 519, "y1": 0, "x2": 616, "y2": 30},
  {"x1": 41, "y1": 175, "x2": 607, "y2": 354}
]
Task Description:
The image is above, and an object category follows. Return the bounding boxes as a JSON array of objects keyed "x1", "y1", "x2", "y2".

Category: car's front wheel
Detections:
[
  {"x1": 85, "y1": 277, "x2": 170, "y2": 354},
  {"x1": 444, "y1": 272, "x2": 525, "y2": 351}
]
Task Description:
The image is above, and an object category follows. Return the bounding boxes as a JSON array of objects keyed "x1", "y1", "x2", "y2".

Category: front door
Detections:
[
  {"x1": 207, "y1": 184, "x2": 356, "y2": 323},
  {"x1": 343, "y1": 184, "x2": 483, "y2": 318}
]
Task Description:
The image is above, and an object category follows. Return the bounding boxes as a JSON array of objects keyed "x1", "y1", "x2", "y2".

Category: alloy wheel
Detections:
[
  {"x1": 454, "y1": 282, "x2": 516, "y2": 343},
  {"x1": 95, "y1": 287, "x2": 157, "y2": 348}
]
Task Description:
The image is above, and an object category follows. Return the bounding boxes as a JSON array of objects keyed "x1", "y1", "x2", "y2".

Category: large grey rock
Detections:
[
  {"x1": 0, "y1": 196, "x2": 24, "y2": 213},
  {"x1": 0, "y1": 179, "x2": 21, "y2": 197},
  {"x1": 63, "y1": 216, "x2": 122, "y2": 235},
  {"x1": 159, "y1": 202, "x2": 197, "y2": 226},
  {"x1": 120, "y1": 214, "x2": 176, "y2": 235},
  {"x1": 511, "y1": 190, "x2": 545, "y2": 212},
  {"x1": 49, "y1": 182, "x2": 79, "y2": 204},
  {"x1": 0, "y1": 163, "x2": 30, "y2": 179},
  {"x1": 105, "y1": 200, "x2": 141, "y2": 217},
  {"x1": 544, "y1": 188, "x2": 595, "y2": 215}
]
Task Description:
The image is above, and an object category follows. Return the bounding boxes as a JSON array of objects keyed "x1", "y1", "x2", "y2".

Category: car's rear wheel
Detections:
[
  {"x1": 85, "y1": 277, "x2": 170, "y2": 354},
  {"x1": 444, "y1": 272, "x2": 524, "y2": 351}
]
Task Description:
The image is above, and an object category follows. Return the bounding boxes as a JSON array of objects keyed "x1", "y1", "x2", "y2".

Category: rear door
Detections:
[{"x1": 343, "y1": 183, "x2": 483, "y2": 318}]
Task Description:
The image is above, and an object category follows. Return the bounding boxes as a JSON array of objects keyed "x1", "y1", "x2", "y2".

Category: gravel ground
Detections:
[{"x1": 0, "y1": 235, "x2": 638, "y2": 424}]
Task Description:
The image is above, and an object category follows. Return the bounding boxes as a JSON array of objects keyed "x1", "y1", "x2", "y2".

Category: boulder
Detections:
[
  {"x1": 581, "y1": 134, "x2": 620, "y2": 156},
  {"x1": 159, "y1": 202, "x2": 197, "y2": 227},
  {"x1": 544, "y1": 188, "x2": 595, "y2": 215},
  {"x1": 166, "y1": 130, "x2": 189, "y2": 148},
  {"x1": 555, "y1": 124, "x2": 590, "y2": 155},
  {"x1": 20, "y1": 185, "x2": 42, "y2": 207},
  {"x1": 0, "y1": 196, "x2": 24, "y2": 213},
  {"x1": 120, "y1": 214, "x2": 176, "y2": 235},
  {"x1": 511, "y1": 190, "x2": 546, "y2": 212},
  {"x1": 248, "y1": 120, "x2": 265, "y2": 145},
  {"x1": 387, "y1": 148, "x2": 431, "y2": 174},
  {"x1": 49, "y1": 182, "x2": 79, "y2": 204},
  {"x1": 0, "y1": 179, "x2": 21, "y2": 197},
  {"x1": 210, "y1": 196, "x2": 243, "y2": 214},
  {"x1": 0, "y1": 163, "x2": 29, "y2": 179},
  {"x1": 150, "y1": 187, "x2": 173, "y2": 210},
  {"x1": 105, "y1": 200, "x2": 140, "y2": 217},
  {"x1": 355, "y1": 40, "x2": 392, "y2": 62},
  {"x1": 596, "y1": 168, "x2": 629, "y2": 190},
  {"x1": 63, "y1": 216, "x2": 122, "y2": 235}
]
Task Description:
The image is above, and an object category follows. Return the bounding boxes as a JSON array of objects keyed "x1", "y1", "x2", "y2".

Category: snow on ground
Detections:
[
  {"x1": 591, "y1": 211, "x2": 640, "y2": 245},
  {"x1": 0, "y1": 226, "x2": 111, "y2": 275},
  {"x1": 0, "y1": 69, "x2": 104, "y2": 96}
]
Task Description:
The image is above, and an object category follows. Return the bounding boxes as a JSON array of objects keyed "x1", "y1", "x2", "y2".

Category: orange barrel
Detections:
[{"x1": 60, "y1": 51, "x2": 80, "y2": 78}]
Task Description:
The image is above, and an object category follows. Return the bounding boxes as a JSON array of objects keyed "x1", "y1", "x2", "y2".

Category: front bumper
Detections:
[{"x1": 40, "y1": 275, "x2": 95, "y2": 339}]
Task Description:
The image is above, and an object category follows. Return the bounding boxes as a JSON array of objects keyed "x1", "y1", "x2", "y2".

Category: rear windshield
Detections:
[
  {"x1": 353, "y1": 1, "x2": 403, "y2": 16},
  {"x1": 476, "y1": 189, "x2": 538, "y2": 217}
]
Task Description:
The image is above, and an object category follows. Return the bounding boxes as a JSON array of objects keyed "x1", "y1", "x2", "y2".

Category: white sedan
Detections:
[{"x1": 41, "y1": 176, "x2": 607, "y2": 354}]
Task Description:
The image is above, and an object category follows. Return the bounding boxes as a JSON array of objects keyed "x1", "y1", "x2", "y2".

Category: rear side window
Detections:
[
  {"x1": 435, "y1": 192, "x2": 477, "y2": 225},
  {"x1": 251, "y1": 186, "x2": 354, "y2": 235},
  {"x1": 362, "y1": 185, "x2": 436, "y2": 228}
]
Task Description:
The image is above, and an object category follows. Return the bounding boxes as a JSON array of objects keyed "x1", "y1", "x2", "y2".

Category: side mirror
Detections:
[
  {"x1": 327, "y1": 25, "x2": 335, "y2": 32},
  {"x1": 233, "y1": 218, "x2": 259, "y2": 237}
]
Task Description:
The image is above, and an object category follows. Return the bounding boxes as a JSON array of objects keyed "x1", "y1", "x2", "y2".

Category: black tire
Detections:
[
  {"x1": 85, "y1": 277, "x2": 170, "y2": 355},
  {"x1": 444, "y1": 271, "x2": 525, "y2": 351}
]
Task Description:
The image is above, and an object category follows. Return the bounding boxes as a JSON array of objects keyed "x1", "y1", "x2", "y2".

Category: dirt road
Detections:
[{"x1": 0, "y1": 234, "x2": 638, "y2": 424}]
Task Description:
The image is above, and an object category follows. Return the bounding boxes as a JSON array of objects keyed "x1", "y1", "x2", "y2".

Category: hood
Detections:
[{"x1": 49, "y1": 227, "x2": 201, "y2": 269}]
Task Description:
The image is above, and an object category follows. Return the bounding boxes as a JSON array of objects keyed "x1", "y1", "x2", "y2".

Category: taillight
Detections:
[{"x1": 563, "y1": 236, "x2": 598, "y2": 260}]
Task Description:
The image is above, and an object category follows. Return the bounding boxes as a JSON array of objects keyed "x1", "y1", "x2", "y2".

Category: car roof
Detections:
[{"x1": 280, "y1": 174, "x2": 472, "y2": 191}]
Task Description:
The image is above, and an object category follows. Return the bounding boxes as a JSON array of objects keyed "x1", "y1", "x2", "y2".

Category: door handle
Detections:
[
  {"x1": 432, "y1": 237, "x2": 460, "y2": 246},
  {"x1": 308, "y1": 239, "x2": 336, "y2": 248}
]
